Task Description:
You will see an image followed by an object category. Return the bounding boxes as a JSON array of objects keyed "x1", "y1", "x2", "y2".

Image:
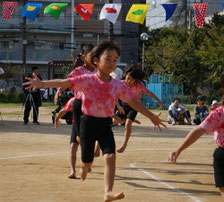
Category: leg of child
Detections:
[
  {"x1": 219, "y1": 187, "x2": 224, "y2": 198},
  {"x1": 68, "y1": 142, "x2": 78, "y2": 179},
  {"x1": 94, "y1": 141, "x2": 101, "y2": 157},
  {"x1": 103, "y1": 153, "x2": 124, "y2": 202},
  {"x1": 117, "y1": 118, "x2": 132, "y2": 153}
]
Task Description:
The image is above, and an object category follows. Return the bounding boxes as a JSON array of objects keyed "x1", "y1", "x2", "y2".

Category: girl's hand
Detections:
[
  {"x1": 168, "y1": 149, "x2": 180, "y2": 163},
  {"x1": 117, "y1": 144, "x2": 127, "y2": 153},
  {"x1": 150, "y1": 112, "x2": 168, "y2": 131},
  {"x1": 23, "y1": 73, "x2": 43, "y2": 91}
]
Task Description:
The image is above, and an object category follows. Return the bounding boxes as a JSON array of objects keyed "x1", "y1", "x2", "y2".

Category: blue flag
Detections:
[
  {"x1": 162, "y1": 4, "x2": 177, "y2": 21},
  {"x1": 21, "y1": 3, "x2": 42, "y2": 20},
  {"x1": 222, "y1": 3, "x2": 224, "y2": 9}
]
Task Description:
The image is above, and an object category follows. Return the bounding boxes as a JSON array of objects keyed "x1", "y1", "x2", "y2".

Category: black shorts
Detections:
[
  {"x1": 213, "y1": 147, "x2": 224, "y2": 187},
  {"x1": 116, "y1": 102, "x2": 138, "y2": 121},
  {"x1": 70, "y1": 99, "x2": 82, "y2": 144},
  {"x1": 80, "y1": 115, "x2": 115, "y2": 163}
]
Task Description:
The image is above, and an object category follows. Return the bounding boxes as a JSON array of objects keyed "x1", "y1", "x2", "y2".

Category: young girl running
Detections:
[
  {"x1": 114, "y1": 64, "x2": 165, "y2": 153},
  {"x1": 55, "y1": 44, "x2": 98, "y2": 179},
  {"x1": 168, "y1": 104, "x2": 224, "y2": 199},
  {"x1": 24, "y1": 41, "x2": 167, "y2": 202}
]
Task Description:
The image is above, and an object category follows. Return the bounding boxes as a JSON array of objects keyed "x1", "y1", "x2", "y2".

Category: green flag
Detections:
[{"x1": 44, "y1": 3, "x2": 68, "y2": 19}]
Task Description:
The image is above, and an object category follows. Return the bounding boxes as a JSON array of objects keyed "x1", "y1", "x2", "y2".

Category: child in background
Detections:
[
  {"x1": 210, "y1": 100, "x2": 220, "y2": 111},
  {"x1": 114, "y1": 64, "x2": 165, "y2": 153},
  {"x1": 168, "y1": 104, "x2": 224, "y2": 199},
  {"x1": 24, "y1": 41, "x2": 167, "y2": 202},
  {"x1": 55, "y1": 44, "x2": 97, "y2": 179}
]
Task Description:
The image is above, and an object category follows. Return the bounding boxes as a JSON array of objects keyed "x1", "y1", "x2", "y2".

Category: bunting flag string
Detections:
[
  {"x1": 193, "y1": 3, "x2": 208, "y2": 27},
  {"x1": 100, "y1": 4, "x2": 122, "y2": 24},
  {"x1": 21, "y1": 3, "x2": 42, "y2": 21},
  {"x1": 3, "y1": 1, "x2": 17, "y2": 21},
  {"x1": 74, "y1": 4, "x2": 94, "y2": 21},
  {"x1": 0, "y1": 2, "x2": 223, "y2": 27},
  {"x1": 162, "y1": 4, "x2": 177, "y2": 21}
]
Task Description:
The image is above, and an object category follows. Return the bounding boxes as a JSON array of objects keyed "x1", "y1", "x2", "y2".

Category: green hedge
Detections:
[{"x1": 0, "y1": 91, "x2": 24, "y2": 103}]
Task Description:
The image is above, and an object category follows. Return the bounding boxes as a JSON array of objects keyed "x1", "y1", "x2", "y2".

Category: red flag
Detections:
[
  {"x1": 193, "y1": 3, "x2": 208, "y2": 27},
  {"x1": 3, "y1": 1, "x2": 17, "y2": 21},
  {"x1": 74, "y1": 4, "x2": 94, "y2": 21}
]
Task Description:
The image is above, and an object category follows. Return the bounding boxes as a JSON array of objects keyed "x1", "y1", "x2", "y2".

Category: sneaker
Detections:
[{"x1": 33, "y1": 121, "x2": 40, "y2": 125}]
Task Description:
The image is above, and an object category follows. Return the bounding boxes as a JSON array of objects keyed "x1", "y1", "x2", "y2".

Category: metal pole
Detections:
[
  {"x1": 142, "y1": 41, "x2": 145, "y2": 71},
  {"x1": 71, "y1": 0, "x2": 75, "y2": 56},
  {"x1": 108, "y1": 0, "x2": 113, "y2": 42},
  {"x1": 22, "y1": 0, "x2": 27, "y2": 74}
]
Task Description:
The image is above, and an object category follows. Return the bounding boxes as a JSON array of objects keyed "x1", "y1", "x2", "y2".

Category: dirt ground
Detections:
[{"x1": 0, "y1": 106, "x2": 223, "y2": 202}]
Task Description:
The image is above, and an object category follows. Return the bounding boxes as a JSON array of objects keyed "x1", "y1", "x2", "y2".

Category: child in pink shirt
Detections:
[
  {"x1": 24, "y1": 41, "x2": 167, "y2": 202},
  {"x1": 169, "y1": 105, "x2": 224, "y2": 198},
  {"x1": 115, "y1": 64, "x2": 164, "y2": 153}
]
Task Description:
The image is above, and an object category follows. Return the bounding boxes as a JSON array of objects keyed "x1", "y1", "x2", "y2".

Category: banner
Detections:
[
  {"x1": 21, "y1": 3, "x2": 42, "y2": 20},
  {"x1": 125, "y1": 4, "x2": 150, "y2": 24},
  {"x1": 74, "y1": 4, "x2": 94, "y2": 21},
  {"x1": 162, "y1": 4, "x2": 177, "y2": 21},
  {"x1": 44, "y1": 3, "x2": 68, "y2": 19},
  {"x1": 3, "y1": 1, "x2": 17, "y2": 21},
  {"x1": 193, "y1": 3, "x2": 208, "y2": 27},
  {"x1": 100, "y1": 4, "x2": 122, "y2": 24}
]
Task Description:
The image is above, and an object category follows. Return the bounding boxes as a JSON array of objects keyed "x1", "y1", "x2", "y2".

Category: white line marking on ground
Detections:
[
  {"x1": 130, "y1": 162, "x2": 203, "y2": 202},
  {"x1": 0, "y1": 152, "x2": 68, "y2": 160}
]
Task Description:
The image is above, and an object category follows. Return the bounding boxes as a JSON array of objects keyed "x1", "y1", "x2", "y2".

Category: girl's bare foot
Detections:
[
  {"x1": 79, "y1": 166, "x2": 89, "y2": 181},
  {"x1": 68, "y1": 173, "x2": 76, "y2": 179},
  {"x1": 104, "y1": 192, "x2": 124, "y2": 202}
]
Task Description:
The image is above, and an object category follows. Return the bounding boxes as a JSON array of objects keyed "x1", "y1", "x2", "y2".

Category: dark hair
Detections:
[
  {"x1": 122, "y1": 63, "x2": 147, "y2": 84},
  {"x1": 31, "y1": 66, "x2": 38, "y2": 71},
  {"x1": 73, "y1": 44, "x2": 94, "y2": 69},
  {"x1": 173, "y1": 98, "x2": 180, "y2": 102},
  {"x1": 91, "y1": 41, "x2": 120, "y2": 65}
]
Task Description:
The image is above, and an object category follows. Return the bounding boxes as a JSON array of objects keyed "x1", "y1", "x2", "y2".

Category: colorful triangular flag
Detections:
[
  {"x1": 222, "y1": 3, "x2": 224, "y2": 8},
  {"x1": 44, "y1": 3, "x2": 68, "y2": 19},
  {"x1": 21, "y1": 3, "x2": 42, "y2": 21},
  {"x1": 3, "y1": 1, "x2": 17, "y2": 21},
  {"x1": 100, "y1": 4, "x2": 122, "y2": 24},
  {"x1": 162, "y1": 4, "x2": 177, "y2": 21},
  {"x1": 125, "y1": 4, "x2": 150, "y2": 24},
  {"x1": 74, "y1": 4, "x2": 94, "y2": 21},
  {"x1": 193, "y1": 3, "x2": 208, "y2": 27}
]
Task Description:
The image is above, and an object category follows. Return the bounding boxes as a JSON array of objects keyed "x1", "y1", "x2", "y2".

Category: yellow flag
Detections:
[{"x1": 125, "y1": 4, "x2": 150, "y2": 24}]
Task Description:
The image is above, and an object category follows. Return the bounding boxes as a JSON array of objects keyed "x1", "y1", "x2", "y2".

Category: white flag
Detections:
[{"x1": 100, "y1": 4, "x2": 122, "y2": 24}]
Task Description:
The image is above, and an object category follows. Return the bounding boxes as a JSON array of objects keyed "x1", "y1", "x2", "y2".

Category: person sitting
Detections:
[
  {"x1": 168, "y1": 98, "x2": 192, "y2": 125},
  {"x1": 210, "y1": 100, "x2": 220, "y2": 111},
  {"x1": 193, "y1": 96, "x2": 209, "y2": 125}
]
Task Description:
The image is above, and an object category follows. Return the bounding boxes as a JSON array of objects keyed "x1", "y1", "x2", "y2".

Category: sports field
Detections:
[{"x1": 0, "y1": 105, "x2": 222, "y2": 202}]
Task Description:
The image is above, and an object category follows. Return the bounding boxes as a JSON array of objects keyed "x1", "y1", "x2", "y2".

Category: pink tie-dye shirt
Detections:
[
  {"x1": 64, "y1": 97, "x2": 75, "y2": 112},
  {"x1": 121, "y1": 80, "x2": 148, "y2": 101},
  {"x1": 69, "y1": 73, "x2": 135, "y2": 117},
  {"x1": 200, "y1": 106, "x2": 224, "y2": 147},
  {"x1": 68, "y1": 66, "x2": 97, "y2": 99}
]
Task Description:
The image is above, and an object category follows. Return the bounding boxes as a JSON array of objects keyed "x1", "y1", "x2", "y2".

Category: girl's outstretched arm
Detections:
[
  {"x1": 23, "y1": 73, "x2": 72, "y2": 91},
  {"x1": 168, "y1": 126, "x2": 205, "y2": 163},
  {"x1": 127, "y1": 98, "x2": 167, "y2": 131},
  {"x1": 145, "y1": 90, "x2": 165, "y2": 109}
]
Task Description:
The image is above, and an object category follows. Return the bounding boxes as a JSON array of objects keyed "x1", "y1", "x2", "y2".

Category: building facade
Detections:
[{"x1": 0, "y1": 0, "x2": 141, "y2": 80}]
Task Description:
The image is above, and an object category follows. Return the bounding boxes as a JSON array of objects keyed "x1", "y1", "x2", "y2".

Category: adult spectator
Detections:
[
  {"x1": 210, "y1": 100, "x2": 220, "y2": 111},
  {"x1": 168, "y1": 98, "x2": 192, "y2": 125},
  {"x1": 23, "y1": 66, "x2": 42, "y2": 125},
  {"x1": 193, "y1": 96, "x2": 209, "y2": 125}
]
